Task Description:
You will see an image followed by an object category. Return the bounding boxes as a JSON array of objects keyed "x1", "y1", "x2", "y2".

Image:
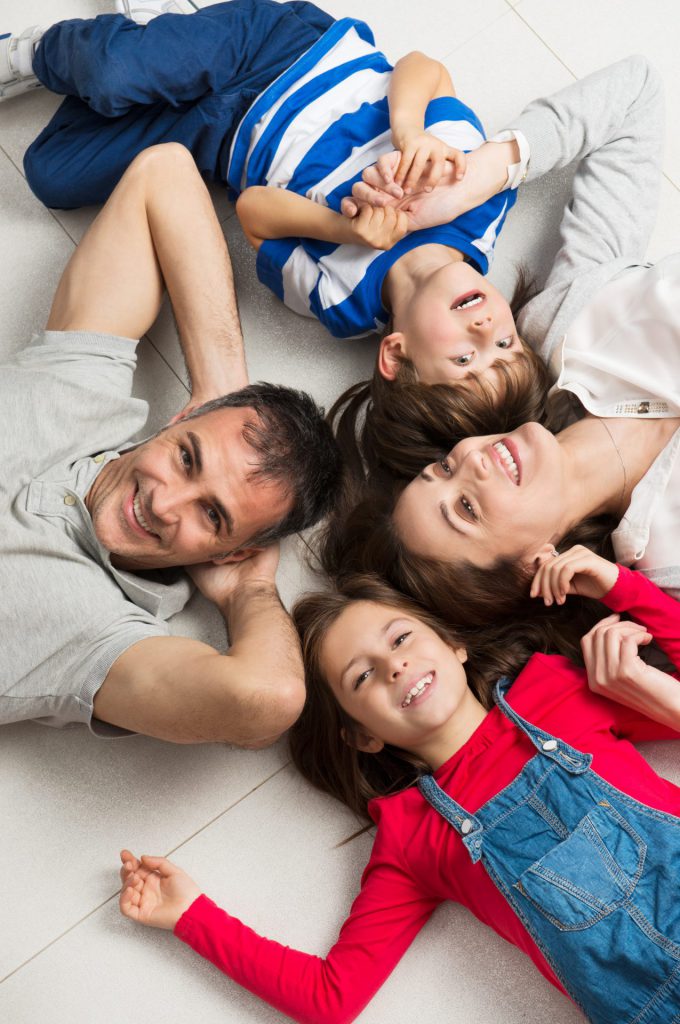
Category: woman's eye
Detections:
[
  {"x1": 458, "y1": 496, "x2": 477, "y2": 521},
  {"x1": 180, "y1": 446, "x2": 192, "y2": 471},
  {"x1": 453, "y1": 353, "x2": 473, "y2": 366},
  {"x1": 439, "y1": 458, "x2": 452, "y2": 475},
  {"x1": 495, "y1": 336, "x2": 513, "y2": 349},
  {"x1": 354, "y1": 669, "x2": 371, "y2": 690}
]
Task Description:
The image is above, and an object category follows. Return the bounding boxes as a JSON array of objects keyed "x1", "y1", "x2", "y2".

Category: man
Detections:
[{"x1": 1, "y1": 142, "x2": 341, "y2": 746}]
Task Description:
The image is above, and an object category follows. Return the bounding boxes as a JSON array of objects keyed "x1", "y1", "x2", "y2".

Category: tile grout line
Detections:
[{"x1": 0, "y1": 760, "x2": 290, "y2": 986}]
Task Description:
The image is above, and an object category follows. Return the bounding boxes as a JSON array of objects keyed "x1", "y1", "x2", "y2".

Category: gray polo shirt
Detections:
[{"x1": 1, "y1": 330, "x2": 192, "y2": 735}]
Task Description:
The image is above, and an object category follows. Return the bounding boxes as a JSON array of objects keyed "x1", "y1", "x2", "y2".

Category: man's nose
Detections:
[{"x1": 149, "y1": 484, "x2": 187, "y2": 522}]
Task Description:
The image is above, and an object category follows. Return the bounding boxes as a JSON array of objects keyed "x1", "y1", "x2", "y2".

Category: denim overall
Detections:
[{"x1": 418, "y1": 678, "x2": 680, "y2": 1023}]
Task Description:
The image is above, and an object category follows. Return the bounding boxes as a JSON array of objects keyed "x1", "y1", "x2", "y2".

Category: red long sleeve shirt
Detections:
[{"x1": 175, "y1": 567, "x2": 680, "y2": 1024}]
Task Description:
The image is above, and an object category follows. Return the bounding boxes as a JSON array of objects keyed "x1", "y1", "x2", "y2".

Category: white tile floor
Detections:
[{"x1": 1, "y1": 1, "x2": 680, "y2": 1021}]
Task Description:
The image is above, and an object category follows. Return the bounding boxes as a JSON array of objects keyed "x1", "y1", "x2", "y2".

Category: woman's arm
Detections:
[
  {"x1": 119, "y1": 834, "x2": 439, "y2": 1024},
  {"x1": 511, "y1": 56, "x2": 664, "y2": 350}
]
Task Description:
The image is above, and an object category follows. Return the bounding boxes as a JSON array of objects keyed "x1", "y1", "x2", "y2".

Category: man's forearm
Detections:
[{"x1": 147, "y1": 145, "x2": 248, "y2": 398}]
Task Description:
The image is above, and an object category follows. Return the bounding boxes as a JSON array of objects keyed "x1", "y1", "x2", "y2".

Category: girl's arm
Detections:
[
  {"x1": 119, "y1": 837, "x2": 439, "y2": 1024},
  {"x1": 236, "y1": 186, "x2": 409, "y2": 251}
]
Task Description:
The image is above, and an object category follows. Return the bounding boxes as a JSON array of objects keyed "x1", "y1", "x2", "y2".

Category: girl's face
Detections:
[
  {"x1": 320, "y1": 600, "x2": 482, "y2": 767},
  {"x1": 393, "y1": 422, "x2": 568, "y2": 568},
  {"x1": 382, "y1": 263, "x2": 521, "y2": 386}
]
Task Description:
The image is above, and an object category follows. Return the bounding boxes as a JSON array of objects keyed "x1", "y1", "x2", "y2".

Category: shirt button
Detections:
[
  {"x1": 93, "y1": 453, "x2": 105, "y2": 463},
  {"x1": 461, "y1": 819, "x2": 473, "y2": 835},
  {"x1": 542, "y1": 739, "x2": 558, "y2": 752},
  {"x1": 637, "y1": 401, "x2": 650, "y2": 414},
  {"x1": 63, "y1": 494, "x2": 76, "y2": 506}
]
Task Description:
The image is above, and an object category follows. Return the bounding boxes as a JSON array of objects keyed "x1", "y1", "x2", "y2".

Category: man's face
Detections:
[{"x1": 85, "y1": 407, "x2": 292, "y2": 571}]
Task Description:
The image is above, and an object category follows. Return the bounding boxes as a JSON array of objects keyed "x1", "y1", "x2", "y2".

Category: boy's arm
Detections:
[{"x1": 236, "y1": 187, "x2": 409, "y2": 251}]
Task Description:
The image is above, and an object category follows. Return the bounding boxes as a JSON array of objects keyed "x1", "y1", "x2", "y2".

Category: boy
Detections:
[{"x1": 2, "y1": 1, "x2": 525, "y2": 375}]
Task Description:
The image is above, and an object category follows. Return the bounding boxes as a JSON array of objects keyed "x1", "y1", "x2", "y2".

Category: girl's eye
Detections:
[
  {"x1": 354, "y1": 669, "x2": 371, "y2": 690},
  {"x1": 458, "y1": 496, "x2": 477, "y2": 521},
  {"x1": 453, "y1": 353, "x2": 473, "y2": 366},
  {"x1": 393, "y1": 631, "x2": 411, "y2": 648},
  {"x1": 495, "y1": 336, "x2": 513, "y2": 349},
  {"x1": 180, "y1": 446, "x2": 192, "y2": 471}
]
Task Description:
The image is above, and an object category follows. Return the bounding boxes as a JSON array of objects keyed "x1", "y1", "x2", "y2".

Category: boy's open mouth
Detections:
[{"x1": 451, "y1": 290, "x2": 485, "y2": 311}]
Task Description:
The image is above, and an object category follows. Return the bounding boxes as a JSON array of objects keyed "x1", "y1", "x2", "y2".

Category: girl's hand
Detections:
[
  {"x1": 530, "y1": 545, "x2": 620, "y2": 606},
  {"x1": 392, "y1": 133, "x2": 467, "y2": 193},
  {"x1": 344, "y1": 203, "x2": 410, "y2": 250},
  {"x1": 581, "y1": 613, "x2": 654, "y2": 701},
  {"x1": 119, "y1": 849, "x2": 201, "y2": 931}
]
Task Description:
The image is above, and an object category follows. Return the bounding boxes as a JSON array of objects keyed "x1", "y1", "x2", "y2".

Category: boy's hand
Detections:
[
  {"x1": 392, "y1": 132, "x2": 466, "y2": 193},
  {"x1": 119, "y1": 849, "x2": 201, "y2": 931},
  {"x1": 345, "y1": 203, "x2": 410, "y2": 250},
  {"x1": 530, "y1": 545, "x2": 620, "y2": 606}
]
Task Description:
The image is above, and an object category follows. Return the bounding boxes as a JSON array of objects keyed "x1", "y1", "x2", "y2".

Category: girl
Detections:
[{"x1": 119, "y1": 549, "x2": 680, "y2": 1024}]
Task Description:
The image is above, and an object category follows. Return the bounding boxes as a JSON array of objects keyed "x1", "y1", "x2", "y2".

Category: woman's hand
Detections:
[
  {"x1": 119, "y1": 849, "x2": 201, "y2": 931},
  {"x1": 530, "y1": 545, "x2": 620, "y2": 606}
]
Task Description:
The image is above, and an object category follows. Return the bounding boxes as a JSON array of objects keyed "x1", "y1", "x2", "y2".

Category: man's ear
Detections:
[
  {"x1": 377, "y1": 331, "x2": 407, "y2": 381},
  {"x1": 211, "y1": 546, "x2": 264, "y2": 566},
  {"x1": 341, "y1": 725, "x2": 384, "y2": 754}
]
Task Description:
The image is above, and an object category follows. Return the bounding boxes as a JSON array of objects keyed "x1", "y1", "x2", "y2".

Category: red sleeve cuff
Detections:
[
  {"x1": 174, "y1": 893, "x2": 217, "y2": 943},
  {"x1": 600, "y1": 564, "x2": 638, "y2": 612}
]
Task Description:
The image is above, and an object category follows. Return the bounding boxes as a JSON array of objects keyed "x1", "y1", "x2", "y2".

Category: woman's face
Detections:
[
  {"x1": 320, "y1": 600, "x2": 470, "y2": 758},
  {"x1": 393, "y1": 422, "x2": 568, "y2": 567}
]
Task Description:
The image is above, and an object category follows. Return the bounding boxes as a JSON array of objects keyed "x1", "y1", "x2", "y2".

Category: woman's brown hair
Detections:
[{"x1": 289, "y1": 574, "x2": 551, "y2": 821}]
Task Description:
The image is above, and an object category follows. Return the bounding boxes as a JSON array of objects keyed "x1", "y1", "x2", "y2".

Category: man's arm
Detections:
[
  {"x1": 46, "y1": 143, "x2": 248, "y2": 409},
  {"x1": 93, "y1": 548, "x2": 305, "y2": 746}
]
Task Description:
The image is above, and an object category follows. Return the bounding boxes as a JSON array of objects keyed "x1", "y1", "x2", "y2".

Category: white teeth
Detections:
[
  {"x1": 133, "y1": 493, "x2": 155, "y2": 535},
  {"x1": 493, "y1": 441, "x2": 519, "y2": 484},
  {"x1": 454, "y1": 294, "x2": 483, "y2": 310},
  {"x1": 402, "y1": 673, "x2": 433, "y2": 708}
]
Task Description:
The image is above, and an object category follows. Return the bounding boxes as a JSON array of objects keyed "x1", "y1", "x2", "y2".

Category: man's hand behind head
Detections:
[{"x1": 187, "y1": 543, "x2": 280, "y2": 609}]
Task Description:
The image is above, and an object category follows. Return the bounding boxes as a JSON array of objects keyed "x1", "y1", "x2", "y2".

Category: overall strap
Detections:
[
  {"x1": 494, "y1": 676, "x2": 592, "y2": 775},
  {"x1": 418, "y1": 774, "x2": 484, "y2": 864}
]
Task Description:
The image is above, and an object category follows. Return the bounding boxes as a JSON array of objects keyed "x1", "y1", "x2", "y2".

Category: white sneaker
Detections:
[
  {"x1": 115, "y1": 0, "x2": 199, "y2": 24},
  {"x1": 0, "y1": 26, "x2": 43, "y2": 100}
]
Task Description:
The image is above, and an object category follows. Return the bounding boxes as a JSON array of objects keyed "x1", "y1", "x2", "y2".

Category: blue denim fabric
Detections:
[
  {"x1": 25, "y1": 0, "x2": 334, "y2": 207},
  {"x1": 419, "y1": 678, "x2": 680, "y2": 1023}
]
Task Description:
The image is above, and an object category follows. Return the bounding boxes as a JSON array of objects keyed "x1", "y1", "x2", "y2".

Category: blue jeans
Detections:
[
  {"x1": 419, "y1": 678, "x2": 680, "y2": 1023},
  {"x1": 25, "y1": 0, "x2": 334, "y2": 207}
]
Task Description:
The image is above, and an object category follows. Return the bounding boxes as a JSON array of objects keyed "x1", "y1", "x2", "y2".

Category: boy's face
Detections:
[{"x1": 380, "y1": 263, "x2": 521, "y2": 386}]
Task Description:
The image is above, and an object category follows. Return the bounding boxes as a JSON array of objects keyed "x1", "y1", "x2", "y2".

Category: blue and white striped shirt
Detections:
[{"x1": 228, "y1": 18, "x2": 516, "y2": 339}]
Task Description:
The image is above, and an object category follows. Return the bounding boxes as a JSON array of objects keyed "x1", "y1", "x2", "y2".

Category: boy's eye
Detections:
[
  {"x1": 495, "y1": 336, "x2": 513, "y2": 349},
  {"x1": 453, "y1": 353, "x2": 473, "y2": 366},
  {"x1": 458, "y1": 496, "x2": 476, "y2": 521}
]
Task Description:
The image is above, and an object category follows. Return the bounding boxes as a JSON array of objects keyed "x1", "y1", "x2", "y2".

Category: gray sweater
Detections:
[{"x1": 510, "y1": 55, "x2": 664, "y2": 366}]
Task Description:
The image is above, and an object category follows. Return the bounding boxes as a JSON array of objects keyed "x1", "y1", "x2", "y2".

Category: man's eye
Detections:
[
  {"x1": 180, "y1": 446, "x2": 192, "y2": 471},
  {"x1": 453, "y1": 353, "x2": 473, "y2": 366},
  {"x1": 354, "y1": 669, "x2": 371, "y2": 690},
  {"x1": 495, "y1": 336, "x2": 514, "y2": 349},
  {"x1": 458, "y1": 496, "x2": 477, "y2": 521},
  {"x1": 206, "y1": 507, "x2": 221, "y2": 531}
]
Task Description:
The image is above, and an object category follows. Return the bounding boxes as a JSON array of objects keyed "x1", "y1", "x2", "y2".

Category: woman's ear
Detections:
[
  {"x1": 341, "y1": 726, "x2": 384, "y2": 754},
  {"x1": 377, "y1": 332, "x2": 407, "y2": 381},
  {"x1": 528, "y1": 541, "x2": 559, "y2": 570}
]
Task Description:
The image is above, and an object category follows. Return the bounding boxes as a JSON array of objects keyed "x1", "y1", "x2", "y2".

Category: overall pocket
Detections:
[{"x1": 514, "y1": 801, "x2": 646, "y2": 931}]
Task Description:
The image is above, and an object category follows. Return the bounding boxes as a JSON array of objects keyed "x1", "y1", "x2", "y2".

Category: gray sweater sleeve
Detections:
[{"x1": 506, "y1": 56, "x2": 664, "y2": 364}]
